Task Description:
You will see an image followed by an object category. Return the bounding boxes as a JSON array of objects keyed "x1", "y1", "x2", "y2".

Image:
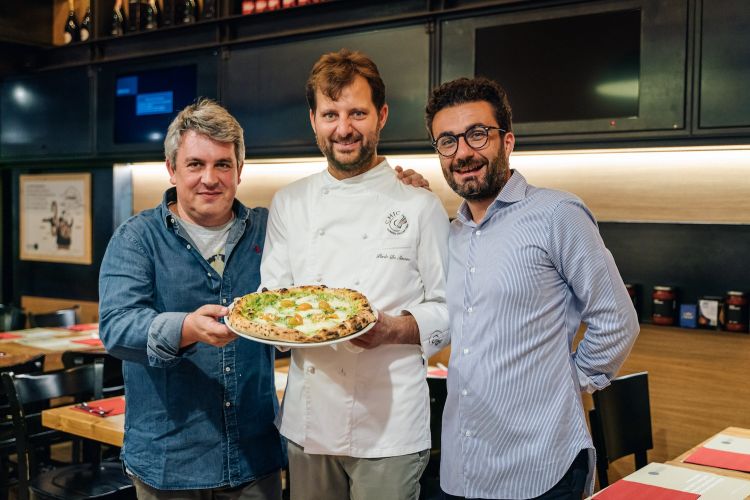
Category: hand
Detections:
[
  {"x1": 394, "y1": 165, "x2": 431, "y2": 190},
  {"x1": 180, "y1": 304, "x2": 237, "y2": 348},
  {"x1": 349, "y1": 311, "x2": 419, "y2": 350}
]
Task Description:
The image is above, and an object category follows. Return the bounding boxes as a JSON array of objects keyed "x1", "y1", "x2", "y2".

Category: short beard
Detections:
[
  {"x1": 443, "y1": 152, "x2": 509, "y2": 201},
  {"x1": 318, "y1": 132, "x2": 378, "y2": 174}
]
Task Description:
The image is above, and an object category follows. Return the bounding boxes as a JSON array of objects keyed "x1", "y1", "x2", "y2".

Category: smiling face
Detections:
[
  {"x1": 166, "y1": 130, "x2": 243, "y2": 227},
  {"x1": 310, "y1": 75, "x2": 388, "y2": 179},
  {"x1": 431, "y1": 100, "x2": 515, "y2": 204}
]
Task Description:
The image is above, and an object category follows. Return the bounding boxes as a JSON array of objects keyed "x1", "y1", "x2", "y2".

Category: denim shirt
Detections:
[{"x1": 99, "y1": 188, "x2": 284, "y2": 490}]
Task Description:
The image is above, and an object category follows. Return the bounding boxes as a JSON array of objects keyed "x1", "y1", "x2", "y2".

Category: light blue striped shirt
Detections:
[{"x1": 440, "y1": 171, "x2": 639, "y2": 499}]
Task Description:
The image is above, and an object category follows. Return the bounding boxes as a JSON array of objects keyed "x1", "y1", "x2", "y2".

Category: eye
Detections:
[
  {"x1": 321, "y1": 112, "x2": 336, "y2": 121},
  {"x1": 215, "y1": 163, "x2": 232, "y2": 171},
  {"x1": 468, "y1": 128, "x2": 487, "y2": 141},
  {"x1": 352, "y1": 110, "x2": 366, "y2": 119},
  {"x1": 437, "y1": 136, "x2": 457, "y2": 148}
]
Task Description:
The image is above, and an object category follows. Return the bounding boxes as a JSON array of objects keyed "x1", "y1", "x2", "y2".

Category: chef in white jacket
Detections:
[{"x1": 260, "y1": 49, "x2": 450, "y2": 500}]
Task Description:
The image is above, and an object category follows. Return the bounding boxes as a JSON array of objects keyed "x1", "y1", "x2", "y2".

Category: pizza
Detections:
[{"x1": 227, "y1": 285, "x2": 377, "y2": 344}]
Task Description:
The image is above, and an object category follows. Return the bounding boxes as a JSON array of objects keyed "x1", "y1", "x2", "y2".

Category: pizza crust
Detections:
[{"x1": 227, "y1": 285, "x2": 377, "y2": 344}]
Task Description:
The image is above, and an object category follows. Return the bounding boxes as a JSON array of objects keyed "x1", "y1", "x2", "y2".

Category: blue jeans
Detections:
[{"x1": 442, "y1": 449, "x2": 588, "y2": 500}]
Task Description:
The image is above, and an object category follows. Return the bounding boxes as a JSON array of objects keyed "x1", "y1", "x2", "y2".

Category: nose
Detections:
[
  {"x1": 454, "y1": 134, "x2": 475, "y2": 159},
  {"x1": 335, "y1": 116, "x2": 353, "y2": 137},
  {"x1": 201, "y1": 166, "x2": 219, "y2": 185}
]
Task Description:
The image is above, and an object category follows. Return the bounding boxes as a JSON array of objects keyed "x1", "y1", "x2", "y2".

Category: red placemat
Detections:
[
  {"x1": 595, "y1": 480, "x2": 700, "y2": 500},
  {"x1": 67, "y1": 323, "x2": 99, "y2": 331},
  {"x1": 0, "y1": 332, "x2": 22, "y2": 339},
  {"x1": 71, "y1": 397, "x2": 125, "y2": 417},
  {"x1": 684, "y1": 446, "x2": 750, "y2": 473},
  {"x1": 71, "y1": 338, "x2": 104, "y2": 347}
]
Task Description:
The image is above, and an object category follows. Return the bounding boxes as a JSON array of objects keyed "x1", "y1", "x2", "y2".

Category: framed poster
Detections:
[{"x1": 19, "y1": 173, "x2": 92, "y2": 265}]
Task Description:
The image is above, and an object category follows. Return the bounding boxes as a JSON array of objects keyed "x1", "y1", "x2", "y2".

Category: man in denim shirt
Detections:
[{"x1": 99, "y1": 99, "x2": 285, "y2": 498}]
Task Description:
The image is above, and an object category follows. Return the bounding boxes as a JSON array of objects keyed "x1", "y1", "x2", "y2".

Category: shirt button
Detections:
[
  {"x1": 225, "y1": 366, "x2": 231, "y2": 372},
  {"x1": 469, "y1": 267, "x2": 475, "y2": 273},
  {"x1": 222, "y1": 298, "x2": 227, "y2": 304},
  {"x1": 225, "y1": 401, "x2": 231, "y2": 407},
  {"x1": 306, "y1": 366, "x2": 316, "y2": 374},
  {"x1": 465, "y1": 430, "x2": 472, "y2": 437},
  {"x1": 461, "y1": 389, "x2": 468, "y2": 396},
  {"x1": 170, "y1": 218, "x2": 175, "y2": 224},
  {"x1": 467, "y1": 306, "x2": 473, "y2": 313},
  {"x1": 463, "y1": 348, "x2": 470, "y2": 355},
  {"x1": 318, "y1": 229, "x2": 325, "y2": 236},
  {"x1": 207, "y1": 272, "x2": 211, "y2": 277},
  {"x1": 475, "y1": 230, "x2": 482, "y2": 236},
  {"x1": 186, "y1": 244, "x2": 192, "y2": 250}
]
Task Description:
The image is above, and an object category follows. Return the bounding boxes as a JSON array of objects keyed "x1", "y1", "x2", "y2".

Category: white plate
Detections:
[{"x1": 224, "y1": 301, "x2": 377, "y2": 348}]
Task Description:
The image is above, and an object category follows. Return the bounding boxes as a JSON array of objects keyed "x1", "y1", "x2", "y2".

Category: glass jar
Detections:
[
  {"x1": 652, "y1": 285, "x2": 677, "y2": 326},
  {"x1": 723, "y1": 291, "x2": 749, "y2": 333}
]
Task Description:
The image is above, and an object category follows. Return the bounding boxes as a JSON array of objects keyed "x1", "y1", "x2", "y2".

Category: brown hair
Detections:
[
  {"x1": 306, "y1": 49, "x2": 386, "y2": 112},
  {"x1": 425, "y1": 77, "x2": 513, "y2": 136}
]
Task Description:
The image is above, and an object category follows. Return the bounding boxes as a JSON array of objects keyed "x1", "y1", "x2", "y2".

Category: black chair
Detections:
[
  {"x1": 0, "y1": 305, "x2": 27, "y2": 331},
  {"x1": 420, "y1": 377, "x2": 447, "y2": 500},
  {"x1": 61, "y1": 351, "x2": 125, "y2": 397},
  {"x1": 1, "y1": 355, "x2": 45, "y2": 500},
  {"x1": 28, "y1": 306, "x2": 80, "y2": 328},
  {"x1": 589, "y1": 371, "x2": 653, "y2": 488},
  {"x1": 1, "y1": 362, "x2": 134, "y2": 500}
]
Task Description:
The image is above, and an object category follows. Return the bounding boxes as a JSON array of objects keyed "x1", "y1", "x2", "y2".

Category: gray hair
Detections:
[{"x1": 164, "y1": 98, "x2": 245, "y2": 167}]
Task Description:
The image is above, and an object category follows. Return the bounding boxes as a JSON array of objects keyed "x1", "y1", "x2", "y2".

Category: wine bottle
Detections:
[
  {"x1": 128, "y1": 0, "x2": 140, "y2": 31},
  {"x1": 202, "y1": 0, "x2": 217, "y2": 19},
  {"x1": 111, "y1": 0, "x2": 127, "y2": 36},
  {"x1": 180, "y1": 0, "x2": 196, "y2": 24},
  {"x1": 162, "y1": 0, "x2": 175, "y2": 26},
  {"x1": 143, "y1": 0, "x2": 159, "y2": 30},
  {"x1": 63, "y1": 0, "x2": 81, "y2": 44},
  {"x1": 79, "y1": 5, "x2": 92, "y2": 41}
]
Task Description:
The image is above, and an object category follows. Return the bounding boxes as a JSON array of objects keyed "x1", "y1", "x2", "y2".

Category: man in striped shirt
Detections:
[{"x1": 425, "y1": 77, "x2": 639, "y2": 499}]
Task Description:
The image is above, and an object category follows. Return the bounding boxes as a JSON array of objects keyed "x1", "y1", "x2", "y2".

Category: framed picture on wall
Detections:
[{"x1": 19, "y1": 173, "x2": 92, "y2": 265}]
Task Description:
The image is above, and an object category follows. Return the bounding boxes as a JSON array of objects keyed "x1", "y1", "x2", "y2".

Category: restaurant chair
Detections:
[
  {"x1": 0, "y1": 355, "x2": 45, "y2": 500},
  {"x1": 1, "y1": 361, "x2": 134, "y2": 500},
  {"x1": 0, "y1": 304, "x2": 27, "y2": 331},
  {"x1": 61, "y1": 351, "x2": 125, "y2": 397},
  {"x1": 589, "y1": 371, "x2": 653, "y2": 489},
  {"x1": 28, "y1": 306, "x2": 80, "y2": 328},
  {"x1": 420, "y1": 377, "x2": 447, "y2": 500}
]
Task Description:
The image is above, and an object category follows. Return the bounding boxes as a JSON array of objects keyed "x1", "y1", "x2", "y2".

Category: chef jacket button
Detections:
[
  {"x1": 354, "y1": 280, "x2": 360, "y2": 286},
  {"x1": 461, "y1": 389, "x2": 468, "y2": 396},
  {"x1": 463, "y1": 348, "x2": 470, "y2": 355},
  {"x1": 362, "y1": 234, "x2": 367, "y2": 239},
  {"x1": 318, "y1": 229, "x2": 325, "y2": 236},
  {"x1": 323, "y1": 189, "x2": 329, "y2": 195},
  {"x1": 306, "y1": 366, "x2": 316, "y2": 374},
  {"x1": 316, "y1": 276, "x2": 322, "y2": 282}
]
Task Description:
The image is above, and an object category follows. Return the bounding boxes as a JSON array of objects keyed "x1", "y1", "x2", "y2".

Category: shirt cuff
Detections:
[
  {"x1": 403, "y1": 305, "x2": 449, "y2": 358},
  {"x1": 147, "y1": 311, "x2": 189, "y2": 367},
  {"x1": 575, "y1": 365, "x2": 611, "y2": 394}
]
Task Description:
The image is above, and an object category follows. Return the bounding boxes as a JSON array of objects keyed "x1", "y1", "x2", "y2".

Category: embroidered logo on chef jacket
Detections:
[{"x1": 385, "y1": 210, "x2": 409, "y2": 235}]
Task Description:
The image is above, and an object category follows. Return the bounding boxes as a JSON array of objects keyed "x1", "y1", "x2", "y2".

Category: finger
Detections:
[
  {"x1": 195, "y1": 304, "x2": 229, "y2": 318},
  {"x1": 394, "y1": 165, "x2": 404, "y2": 175}
]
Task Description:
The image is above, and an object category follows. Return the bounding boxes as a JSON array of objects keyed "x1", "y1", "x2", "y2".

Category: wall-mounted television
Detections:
[
  {"x1": 440, "y1": 0, "x2": 688, "y2": 141},
  {"x1": 97, "y1": 51, "x2": 218, "y2": 154},
  {"x1": 114, "y1": 65, "x2": 197, "y2": 144}
]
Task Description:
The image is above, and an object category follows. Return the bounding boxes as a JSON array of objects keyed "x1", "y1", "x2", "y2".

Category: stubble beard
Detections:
[
  {"x1": 318, "y1": 130, "x2": 379, "y2": 174},
  {"x1": 443, "y1": 151, "x2": 509, "y2": 201}
]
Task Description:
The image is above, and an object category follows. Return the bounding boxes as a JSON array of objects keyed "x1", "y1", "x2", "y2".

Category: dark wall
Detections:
[
  {"x1": 600, "y1": 222, "x2": 750, "y2": 322},
  {"x1": 10, "y1": 166, "x2": 114, "y2": 303}
]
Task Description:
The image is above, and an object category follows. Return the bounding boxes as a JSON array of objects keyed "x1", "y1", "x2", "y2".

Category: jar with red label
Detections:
[
  {"x1": 723, "y1": 291, "x2": 749, "y2": 333},
  {"x1": 652, "y1": 285, "x2": 677, "y2": 326}
]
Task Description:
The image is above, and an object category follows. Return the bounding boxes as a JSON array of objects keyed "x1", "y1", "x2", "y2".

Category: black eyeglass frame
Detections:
[{"x1": 431, "y1": 125, "x2": 506, "y2": 157}]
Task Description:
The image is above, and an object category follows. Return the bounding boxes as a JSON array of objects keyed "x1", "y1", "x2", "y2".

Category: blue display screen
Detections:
[{"x1": 114, "y1": 65, "x2": 197, "y2": 144}]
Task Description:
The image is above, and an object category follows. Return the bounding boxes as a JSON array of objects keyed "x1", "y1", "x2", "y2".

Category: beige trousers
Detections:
[{"x1": 287, "y1": 440, "x2": 429, "y2": 500}]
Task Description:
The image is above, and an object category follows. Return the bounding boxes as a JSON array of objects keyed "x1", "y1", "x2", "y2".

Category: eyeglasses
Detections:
[{"x1": 432, "y1": 125, "x2": 506, "y2": 157}]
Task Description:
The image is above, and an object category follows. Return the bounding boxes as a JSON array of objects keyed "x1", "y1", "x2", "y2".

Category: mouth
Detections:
[
  {"x1": 331, "y1": 136, "x2": 362, "y2": 153},
  {"x1": 198, "y1": 191, "x2": 223, "y2": 199},
  {"x1": 451, "y1": 162, "x2": 485, "y2": 180}
]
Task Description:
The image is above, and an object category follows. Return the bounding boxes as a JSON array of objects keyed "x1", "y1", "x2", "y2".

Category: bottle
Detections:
[
  {"x1": 181, "y1": 0, "x2": 197, "y2": 24},
  {"x1": 202, "y1": 0, "x2": 217, "y2": 19},
  {"x1": 652, "y1": 285, "x2": 677, "y2": 326},
  {"x1": 723, "y1": 291, "x2": 749, "y2": 333},
  {"x1": 63, "y1": 0, "x2": 81, "y2": 44},
  {"x1": 111, "y1": 0, "x2": 127, "y2": 37},
  {"x1": 143, "y1": 0, "x2": 159, "y2": 30},
  {"x1": 79, "y1": 6, "x2": 92, "y2": 41},
  {"x1": 127, "y1": 0, "x2": 140, "y2": 31}
]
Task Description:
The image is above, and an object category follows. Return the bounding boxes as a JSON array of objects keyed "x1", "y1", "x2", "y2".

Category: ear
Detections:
[
  {"x1": 377, "y1": 103, "x2": 389, "y2": 130},
  {"x1": 309, "y1": 108, "x2": 317, "y2": 135},
  {"x1": 503, "y1": 131, "x2": 516, "y2": 159},
  {"x1": 166, "y1": 159, "x2": 177, "y2": 186}
]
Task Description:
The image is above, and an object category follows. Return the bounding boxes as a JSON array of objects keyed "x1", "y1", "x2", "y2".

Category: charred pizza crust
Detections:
[{"x1": 227, "y1": 285, "x2": 376, "y2": 343}]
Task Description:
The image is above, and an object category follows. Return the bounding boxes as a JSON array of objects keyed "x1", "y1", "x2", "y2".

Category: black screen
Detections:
[
  {"x1": 475, "y1": 10, "x2": 641, "y2": 123},
  {"x1": 114, "y1": 65, "x2": 197, "y2": 144}
]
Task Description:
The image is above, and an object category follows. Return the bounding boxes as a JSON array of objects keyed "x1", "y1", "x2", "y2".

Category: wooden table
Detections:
[
  {"x1": 0, "y1": 325, "x2": 103, "y2": 371},
  {"x1": 667, "y1": 426, "x2": 750, "y2": 480},
  {"x1": 42, "y1": 360, "x2": 291, "y2": 447}
]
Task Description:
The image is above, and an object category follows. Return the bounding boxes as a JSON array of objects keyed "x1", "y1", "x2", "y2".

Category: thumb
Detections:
[{"x1": 195, "y1": 304, "x2": 229, "y2": 318}]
